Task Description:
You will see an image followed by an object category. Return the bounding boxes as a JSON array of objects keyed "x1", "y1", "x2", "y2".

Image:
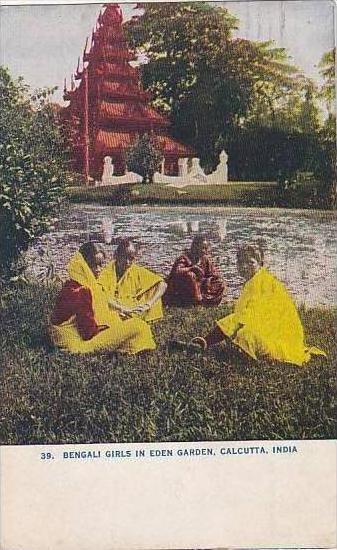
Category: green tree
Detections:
[
  {"x1": 318, "y1": 49, "x2": 336, "y2": 206},
  {"x1": 126, "y1": 3, "x2": 245, "y2": 169},
  {"x1": 125, "y1": 3, "x2": 304, "y2": 170},
  {"x1": 126, "y1": 3, "x2": 332, "y2": 204},
  {"x1": 319, "y1": 48, "x2": 336, "y2": 113},
  {"x1": 0, "y1": 67, "x2": 70, "y2": 280},
  {"x1": 126, "y1": 133, "x2": 163, "y2": 183},
  {"x1": 247, "y1": 71, "x2": 322, "y2": 135}
]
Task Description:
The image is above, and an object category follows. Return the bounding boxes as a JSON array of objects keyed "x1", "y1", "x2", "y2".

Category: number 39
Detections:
[{"x1": 40, "y1": 452, "x2": 53, "y2": 460}]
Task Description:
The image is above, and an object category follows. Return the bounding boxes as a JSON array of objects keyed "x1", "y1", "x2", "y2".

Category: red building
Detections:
[{"x1": 63, "y1": 3, "x2": 194, "y2": 182}]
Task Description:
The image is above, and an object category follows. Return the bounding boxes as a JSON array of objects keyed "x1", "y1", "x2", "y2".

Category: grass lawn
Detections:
[
  {"x1": 67, "y1": 181, "x2": 287, "y2": 207},
  {"x1": 66, "y1": 180, "x2": 324, "y2": 208},
  {"x1": 1, "y1": 283, "x2": 336, "y2": 445}
]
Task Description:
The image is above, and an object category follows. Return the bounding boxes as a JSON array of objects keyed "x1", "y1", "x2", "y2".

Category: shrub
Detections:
[
  {"x1": 126, "y1": 133, "x2": 163, "y2": 184},
  {"x1": 0, "y1": 67, "x2": 71, "y2": 281}
]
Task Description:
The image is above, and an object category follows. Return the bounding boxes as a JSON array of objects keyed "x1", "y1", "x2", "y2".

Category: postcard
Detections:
[{"x1": 0, "y1": 1, "x2": 336, "y2": 549}]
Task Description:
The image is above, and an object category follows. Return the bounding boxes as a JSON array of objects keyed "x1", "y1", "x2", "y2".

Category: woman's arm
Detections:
[
  {"x1": 108, "y1": 299, "x2": 134, "y2": 318},
  {"x1": 76, "y1": 288, "x2": 109, "y2": 340},
  {"x1": 173, "y1": 256, "x2": 195, "y2": 275},
  {"x1": 133, "y1": 281, "x2": 168, "y2": 315}
]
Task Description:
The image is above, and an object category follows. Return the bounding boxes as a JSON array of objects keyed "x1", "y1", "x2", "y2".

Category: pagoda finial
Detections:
[
  {"x1": 102, "y1": 3, "x2": 123, "y2": 24},
  {"x1": 63, "y1": 77, "x2": 67, "y2": 93},
  {"x1": 75, "y1": 57, "x2": 83, "y2": 80},
  {"x1": 83, "y1": 36, "x2": 91, "y2": 63}
]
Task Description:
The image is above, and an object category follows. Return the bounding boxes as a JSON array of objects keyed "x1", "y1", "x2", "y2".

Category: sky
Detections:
[{"x1": 0, "y1": 1, "x2": 335, "y2": 104}]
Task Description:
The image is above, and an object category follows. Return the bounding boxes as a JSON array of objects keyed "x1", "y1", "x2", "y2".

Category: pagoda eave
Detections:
[
  {"x1": 95, "y1": 49, "x2": 134, "y2": 62},
  {"x1": 102, "y1": 82, "x2": 151, "y2": 101},
  {"x1": 103, "y1": 92, "x2": 150, "y2": 102},
  {"x1": 94, "y1": 72, "x2": 139, "y2": 83},
  {"x1": 101, "y1": 120, "x2": 170, "y2": 131},
  {"x1": 96, "y1": 130, "x2": 195, "y2": 158}
]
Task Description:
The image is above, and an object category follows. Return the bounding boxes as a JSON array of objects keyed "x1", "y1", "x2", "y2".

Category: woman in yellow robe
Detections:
[
  {"x1": 191, "y1": 243, "x2": 326, "y2": 367},
  {"x1": 99, "y1": 238, "x2": 167, "y2": 323},
  {"x1": 50, "y1": 242, "x2": 156, "y2": 355}
]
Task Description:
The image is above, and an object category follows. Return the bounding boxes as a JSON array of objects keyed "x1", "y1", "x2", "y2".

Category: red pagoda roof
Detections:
[
  {"x1": 96, "y1": 130, "x2": 194, "y2": 157},
  {"x1": 63, "y1": 3, "x2": 196, "y2": 178},
  {"x1": 96, "y1": 27, "x2": 126, "y2": 44},
  {"x1": 92, "y1": 61, "x2": 138, "y2": 79},
  {"x1": 96, "y1": 130, "x2": 133, "y2": 152},
  {"x1": 156, "y1": 135, "x2": 195, "y2": 156},
  {"x1": 102, "y1": 80, "x2": 150, "y2": 100},
  {"x1": 99, "y1": 101, "x2": 170, "y2": 127},
  {"x1": 95, "y1": 45, "x2": 134, "y2": 61}
]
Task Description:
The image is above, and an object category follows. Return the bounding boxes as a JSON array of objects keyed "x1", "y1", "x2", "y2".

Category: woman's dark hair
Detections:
[
  {"x1": 190, "y1": 234, "x2": 209, "y2": 254},
  {"x1": 79, "y1": 241, "x2": 105, "y2": 268},
  {"x1": 114, "y1": 238, "x2": 137, "y2": 259},
  {"x1": 237, "y1": 243, "x2": 265, "y2": 266}
]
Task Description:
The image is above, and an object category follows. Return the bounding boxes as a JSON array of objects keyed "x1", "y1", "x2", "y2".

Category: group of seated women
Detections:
[{"x1": 50, "y1": 234, "x2": 325, "y2": 367}]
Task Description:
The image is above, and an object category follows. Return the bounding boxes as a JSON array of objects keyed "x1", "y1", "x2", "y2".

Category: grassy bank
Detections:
[
  {"x1": 66, "y1": 181, "x2": 323, "y2": 208},
  {"x1": 1, "y1": 283, "x2": 336, "y2": 445}
]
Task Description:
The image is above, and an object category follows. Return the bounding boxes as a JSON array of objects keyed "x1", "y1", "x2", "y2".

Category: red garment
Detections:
[
  {"x1": 51, "y1": 280, "x2": 108, "y2": 341},
  {"x1": 164, "y1": 254, "x2": 226, "y2": 307}
]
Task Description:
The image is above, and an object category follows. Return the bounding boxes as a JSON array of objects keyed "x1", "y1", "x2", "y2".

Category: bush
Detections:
[
  {"x1": 0, "y1": 67, "x2": 71, "y2": 280},
  {"x1": 126, "y1": 133, "x2": 163, "y2": 184}
]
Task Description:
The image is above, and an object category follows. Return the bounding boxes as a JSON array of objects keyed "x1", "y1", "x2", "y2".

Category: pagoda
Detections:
[{"x1": 63, "y1": 3, "x2": 195, "y2": 182}]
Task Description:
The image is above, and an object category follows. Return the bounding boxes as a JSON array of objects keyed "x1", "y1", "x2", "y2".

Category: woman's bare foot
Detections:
[
  {"x1": 169, "y1": 338, "x2": 207, "y2": 353},
  {"x1": 191, "y1": 337, "x2": 208, "y2": 350}
]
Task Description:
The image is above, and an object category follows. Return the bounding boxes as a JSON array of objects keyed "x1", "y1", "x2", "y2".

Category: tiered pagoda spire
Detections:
[{"x1": 63, "y1": 3, "x2": 194, "y2": 182}]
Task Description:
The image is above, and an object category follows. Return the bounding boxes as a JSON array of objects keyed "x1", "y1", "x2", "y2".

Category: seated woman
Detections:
[
  {"x1": 191, "y1": 243, "x2": 326, "y2": 367},
  {"x1": 164, "y1": 234, "x2": 226, "y2": 307},
  {"x1": 50, "y1": 242, "x2": 156, "y2": 354},
  {"x1": 98, "y1": 238, "x2": 167, "y2": 323}
]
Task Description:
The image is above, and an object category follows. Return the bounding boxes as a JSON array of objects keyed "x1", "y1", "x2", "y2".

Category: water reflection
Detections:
[{"x1": 26, "y1": 205, "x2": 337, "y2": 307}]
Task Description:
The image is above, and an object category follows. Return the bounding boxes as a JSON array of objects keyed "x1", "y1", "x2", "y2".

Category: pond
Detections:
[{"x1": 26, "y1": 204, "x2": 337, "y2": 307}]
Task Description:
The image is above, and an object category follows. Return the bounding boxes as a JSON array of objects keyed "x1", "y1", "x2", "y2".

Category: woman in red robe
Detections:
[{"x1": 164, "y1": 235, "x2": 226, "y2": 307}]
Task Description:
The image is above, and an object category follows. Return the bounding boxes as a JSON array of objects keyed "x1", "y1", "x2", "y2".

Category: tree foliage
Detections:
[
  {"x1": 125, "y1": 3, "x2": 335, "y2": 206},
  {"x1": 319, "y1": 48, "x2": 336, "y2": 112},
  {"x1": 125, "y1": 3, "x2": 308, "y2": 169},
  {"x1": 317, "y1": 49, "x2": 336, "y2": 206},
  {"x1": 0, "y1": 67, "x2": 70, "y2": 280},
  {"x1": 126, "y1": 133, "x2": 163, "y2": 183}
]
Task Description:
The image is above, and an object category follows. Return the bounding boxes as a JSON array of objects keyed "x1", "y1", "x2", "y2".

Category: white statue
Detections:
[
  {"x1": 178, "y1": 157, "x2": 189, "y2": 178},
  {"x1": 219, "y1": 150, "x2": 228, "y2": 182},
  {"x1": 100, "y1": 156, "x2": 143, "y2": 185},
  {"x1": 188, "y1": 158, "x2": 207, "y2": 183},
  {"x1": 207, "y1": 150, "x2": 228, "y2": 184}
]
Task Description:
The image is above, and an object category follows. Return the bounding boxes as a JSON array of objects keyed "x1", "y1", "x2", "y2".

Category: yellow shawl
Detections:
[
  {"x1": 99, "y1": 261, "x2": 164, "y2": 322},
  {"x1": 67, "y1": 251, "x2": 115, "y2": 326},
  {"x1": 51, "y1": 252, "x2": 156, "y2": 354},
  {"x1": 217, "y1": 267, "x2": 326, "y2": 366}
]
